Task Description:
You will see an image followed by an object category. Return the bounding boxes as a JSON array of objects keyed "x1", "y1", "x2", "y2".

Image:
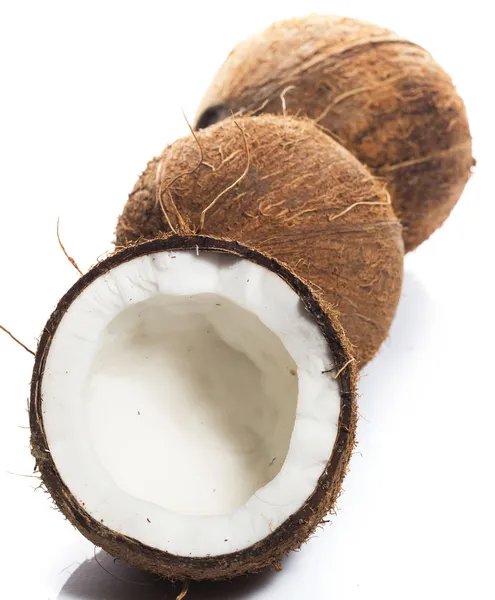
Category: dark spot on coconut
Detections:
[
  {"x1": 322, "y1": 367, "x2": 336, "y2": 374},
  {"x1": 196, "y1": 104, "x2": 231, "y2": 130},
  {"x1": 290, "y1": 369, "x2": 296, "y2": 376},
  {"x1": 204, "y1": 252, "x2": 241, "y2": 270}
]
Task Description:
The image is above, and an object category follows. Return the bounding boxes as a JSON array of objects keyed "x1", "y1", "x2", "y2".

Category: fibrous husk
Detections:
[
  {"x1": 116, "y1": 114, "x2": 403, "y2": 366},
  {"x1": 195, "y1": 15, "x2": 474, "y2": 252},
  {"x1": 30, "y1": 234, "x2": 358, "y2": 580}
]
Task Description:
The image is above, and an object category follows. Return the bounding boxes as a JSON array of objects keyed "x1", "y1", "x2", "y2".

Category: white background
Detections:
[{"x1": 0, "y1": 1, "x2": 493, "y2": 598}]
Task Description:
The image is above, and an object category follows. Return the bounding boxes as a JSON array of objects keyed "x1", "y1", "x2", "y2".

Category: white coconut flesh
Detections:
[{"x1": 41, "y1": 250, "x2": 341, "y2": 557}]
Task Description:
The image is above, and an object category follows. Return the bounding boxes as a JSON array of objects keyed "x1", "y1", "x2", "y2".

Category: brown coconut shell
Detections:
[
  {"x1": 195, "y1": 15, "x2": 474, "y2": 252},
  {"x1": 116, "y1": 115, "x2": 403, "y2": 366},
  {"x1": 30, "y1": 234, "x2": 358, "y2": 581}
]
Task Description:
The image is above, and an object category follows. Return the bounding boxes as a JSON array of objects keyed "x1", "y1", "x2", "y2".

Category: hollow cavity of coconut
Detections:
[
  {"x1": 195, "y1": 15, "x2": 474, "y2": 252},
  {"x1": 117, "y1": 115, "x2": 403, "y2": 366},
  {"x1": 30, "y1": 235, "x2": 357, "y2": 581}
]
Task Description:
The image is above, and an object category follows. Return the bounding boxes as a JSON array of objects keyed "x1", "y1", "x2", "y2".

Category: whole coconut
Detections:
[
  {"x1": 195, "y1": 15, "x2": 474, "y2": 252},
  {"x1": 117, "y1": 114, "x2": 403, "y2": 366}
]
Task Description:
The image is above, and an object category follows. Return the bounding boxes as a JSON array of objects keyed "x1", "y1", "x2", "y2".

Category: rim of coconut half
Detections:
[{"x1": 30, "y1": 235, "x2": 357, "y2": 581}]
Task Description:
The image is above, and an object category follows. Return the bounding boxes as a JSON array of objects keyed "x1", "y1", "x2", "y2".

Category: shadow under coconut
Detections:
[{"x1": 58, "y1": 551, "x2": 279, "y2": 600}]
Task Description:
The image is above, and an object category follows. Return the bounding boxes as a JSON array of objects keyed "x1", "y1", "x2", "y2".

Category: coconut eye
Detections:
[{"x1": 195, "y1": 104, "x2": 230, "y2": 129}]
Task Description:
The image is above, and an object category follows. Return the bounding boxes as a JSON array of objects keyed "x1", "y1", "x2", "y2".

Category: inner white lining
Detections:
[
  {"x1": 41, "y1": 250, "x2": 341, "y2": 557},
  {"x1": 87, "y1": 293, "x2": 298, "y2": 516}
]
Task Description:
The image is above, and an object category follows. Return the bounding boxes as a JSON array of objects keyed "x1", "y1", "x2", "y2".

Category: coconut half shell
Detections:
[{"x1": 30, "y1": 234, "x2": 357, "y2": 580}]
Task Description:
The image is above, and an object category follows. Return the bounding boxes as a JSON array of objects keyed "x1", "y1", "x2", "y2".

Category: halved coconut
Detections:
[{"x1": 30, "y1": 235, "x2": 357, "y2": 580}]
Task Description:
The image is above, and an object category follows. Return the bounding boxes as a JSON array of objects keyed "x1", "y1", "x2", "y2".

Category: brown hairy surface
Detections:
[
  {"x1": 116, "y1": 115, "x2": 403, "y2": 365},
  {"x1": 30, "y1": 234, "x2": 357, "y2": 581},
  {"x1": 195, "y1": 15, "x2": 474, "y2": 252}
]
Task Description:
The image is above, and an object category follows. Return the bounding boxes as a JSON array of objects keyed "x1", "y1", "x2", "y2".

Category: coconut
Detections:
[
  {"x1": 195, "y1": 15, "x2": 474, "y2": 252},
  {"x1": 30, "y1": 234, "x2": 357, "y2": 580},
  {"x1": 116, "y1": 114, "x2": 403, "y2": 366}
]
